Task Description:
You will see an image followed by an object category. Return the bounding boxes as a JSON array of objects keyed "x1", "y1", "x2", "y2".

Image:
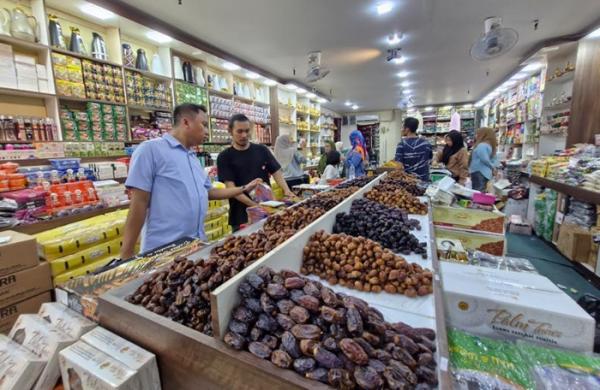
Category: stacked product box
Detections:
[
  {"x1": 35, "y1": 209, "x2": 128, "y2": 286},
  {"x1": 0, "y1": 231, "x2": 52, "y2": 333},
  {"x1": 204, "y1": 198, "x2": 231, "y2": 241}
]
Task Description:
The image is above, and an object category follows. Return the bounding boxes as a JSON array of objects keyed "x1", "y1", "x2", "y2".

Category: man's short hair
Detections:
[
  {"x1": 228, "y1": 113, "x2": 250, "y2": 130},
  {"x1": 403, "y1": 117, "x2": 419, "y2": 133},
  {"x1": 173, "y1": 103, "x2": 207, "y2": 126}
]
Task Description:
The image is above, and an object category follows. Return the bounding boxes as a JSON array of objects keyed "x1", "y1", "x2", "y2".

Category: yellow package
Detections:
[
  {"x1": 49, "y1": 237, "x2": 123, "y2": 277},
  {"x1": 204, "y1": 216, "x2": 221, "y2": 231},
  {"x1": 205, "y1": 226, "x2": 223, "y2": 242},
  {"x1": 53, "y1": 255, "x2": 116, "y2": 286}
]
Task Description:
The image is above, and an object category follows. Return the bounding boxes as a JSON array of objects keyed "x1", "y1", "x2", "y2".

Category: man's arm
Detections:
[
  {"x1": 209, "y1": 178, "x2": 263, "y2": 200},
  {"x1": 120, "y1": 189, "x2": 150, "y2": 259},
  {"x1": 272, "y1": 170, "x2": 295, "y2": 198},
  {"x1": 394, "y1": 142, "x2": 404, "y2": 163},
  {"x1": 224, "y1": 180, "x2": 257, "y2": 207}
]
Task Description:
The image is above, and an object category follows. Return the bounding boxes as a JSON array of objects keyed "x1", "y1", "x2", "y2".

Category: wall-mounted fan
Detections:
[
  {"x1": 470, "y1": 17, "x2": 519, "y2": 61},
  {"x1": 306, "y1": 51, "x2": 330, "y2": 82}
]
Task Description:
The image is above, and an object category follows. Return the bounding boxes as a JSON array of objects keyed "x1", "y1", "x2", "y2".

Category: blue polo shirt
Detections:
[{"x1": 125, "y1": 134, "x2": 211, "y2": 252}]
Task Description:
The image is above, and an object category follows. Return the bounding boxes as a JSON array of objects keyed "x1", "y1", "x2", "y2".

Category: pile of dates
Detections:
[
  {"x1": 303, "y1": 187, "x2": 359, "y2": 211},
  {"x1": 336, "y1": 176, "x2": 375, "y2": 189},
  {"x1": 224, "y1": 267, "x2": 438, "y2": 389},
  {"x1": 302, "y1": 231, "x2": 433, "y2": 297},
  {"x1": 211, "y1": 229, "x2": 296, "y2": 263},
  {"x1": 377, "y1": 179, "x2": 425, "y2": 197},
  {"x1": 364, "y1": 187, "x2": 428, "y2": 215},
  {"x1": 385, "y1": 170, "x2": 421, "y2": 183},
  {"x1": 333, "y1": 199, "x2": 427, "y2": 256},
  {"x1": 264, "y1": 206, "x2": 325, "y2": 234}
]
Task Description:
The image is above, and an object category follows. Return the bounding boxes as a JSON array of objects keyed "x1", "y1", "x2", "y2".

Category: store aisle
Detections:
[{"x1": 507, "y1": 233, "x2": 600, "y2": 300}]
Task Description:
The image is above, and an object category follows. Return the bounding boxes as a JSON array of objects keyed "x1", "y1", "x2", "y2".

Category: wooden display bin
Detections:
[{"x1": 98, "y1": 175, "x2": 450, "y2": 388}]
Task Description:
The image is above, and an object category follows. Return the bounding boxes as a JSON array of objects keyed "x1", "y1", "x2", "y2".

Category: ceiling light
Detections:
[
  {"x1": 522, "y1": 62, "x2": 544, "y2": 72},
  {"x1": 352, "y1": 104, "x2": 359, "y2": 110},
  {"x1": 296, "y1": 88, "x2": 307, "y2": 95},
  {"x1": 285, "y1": 83, "x2": 298, "y2": 91},
  {"x1": 443, "y1": 105, "x2": 453, "y2": 110},
  {"x1": 263, "y1": 79, "x2": 277, "y2": 86},
  {"x1": 402, "y1": 89, "x2": 412, "y2": 95},
  {"x1": 306, "y1": 92, "x2": 316, "y2": 98},
  {"x1": 390, "y1": 56, "x2": 405, "y2": 65},
  {"x1": 424, "y1": 106, "x2": 433, "y2": 111},
  {"x1": 318, "y1": 97, "x2": 327, "y2": 103},
  {"x1": 387, "y1": 33, "x2": 402, "y2": 45},
  {"x1": 511, "y1": 72, "x2": 528, "y2": 80},
  {"x1": 503, "y1": 80, "x2": 516, "y2": 87},
  {"x1": 146, "y1": 30, "x2": 172, "y2": 43},
  {"x1": 541, "y1": 46, "x2": 560, "y2": 52},
  {"x1": 462, "y1": 104, "x2": 473, "y2": 108},
  {"x1": 376, "y1": 1, "x2": 394, "y2": 15},
  {"x1": 344, "y1": 101, "x2": 352, "y2": 106},
  {"x1": 80, "y1": 3, "x2": 115, "y2": 20},
  {"x1": 245, "y1": 71, "x2": 260, "y2": 79},
  {"x1": 192, "y1": 50, "x2": 203, "y2": 56},
  {"x1": 400, "y1": 80, "x2": 410, "y2": 87},
  {"x1": 397, "y1": 71, "x2": 409, "y2": 78},
  {"x1": 223, "y1": 61, "x2": 241, "y2": 71},
  {"x1": 586, "y1": 27, "x2": 600, "y2": 39}
]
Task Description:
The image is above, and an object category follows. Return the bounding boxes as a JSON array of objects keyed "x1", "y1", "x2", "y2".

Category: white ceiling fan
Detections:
[
  {"x1": 470, "y1": 17, "x2": 519, "y2": 61},
  {"x1": 306, "y1": 51, "x2": 330, "y2": 82}
]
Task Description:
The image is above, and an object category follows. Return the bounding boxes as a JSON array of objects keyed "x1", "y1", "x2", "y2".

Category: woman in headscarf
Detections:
[
  {"x1": 274, "y1": 134, "x2": 308, "y2": 189},
  {"x1": 319, "y1": 148, "x2": 341, "y2": 184},
  {"x1": 345, "y1": 130, "x2": 368, "y2": 177},
  {"x1": 435, "y1": 130, "x2": 469, "y2": 184},
  {"x1": 469, "y1": 127, "x2": 498, "y2": 192},
  {"x1": 317, "y1": 140, "x2": 336, "y2": 175}
]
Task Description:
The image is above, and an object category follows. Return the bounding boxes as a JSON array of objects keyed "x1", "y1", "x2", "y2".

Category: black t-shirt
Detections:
[{"x1": 217, "y1": 143, "x2": 281, "y2": 226}]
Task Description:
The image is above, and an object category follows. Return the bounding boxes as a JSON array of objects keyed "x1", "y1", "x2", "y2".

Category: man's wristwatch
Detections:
[{"x1": 240, "y1": 184, "x2": 247, "y2": 193}]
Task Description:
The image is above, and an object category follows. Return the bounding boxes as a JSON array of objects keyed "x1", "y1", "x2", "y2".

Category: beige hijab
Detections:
[
  {"x1": 473, "y1": 127, "x2": 497, "y2": 156},
  {"x1": 274, "y1": 135, "x2": 296, "y2": 168}
]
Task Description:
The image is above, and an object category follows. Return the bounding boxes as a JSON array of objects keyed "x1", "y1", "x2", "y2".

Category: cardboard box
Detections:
[
  {"x1": 0, "y1": 333, "x2": 46, "y2": 390},
  {"x1": 435, "y1": 227, "x2": 505, "y2": 256},
  {"x1": 433, "y1": 205, "x2": 505, "y2": 234},
  {"x1": 82, "y1": 327, "x2": 161, "y2": 390},
  {"x1": 36, "y1": 64, "x2": 48, "y2": 79},
  {"x1": 59, "y1": 341, "x2": 141, "y2": 390},
  {"x1": 441, "y1": 262, "x2": 595, "y2": 352},
  {"x1": 0, "y1": 291, "x2": 51, "y2": 334},
  {"x1": 0, "y1": 262, "x2": 52, "y2": 307},
  {"x1": 38, "y1": 302, "x2": 96, "y2": 339},
  {"x1": 13, "y1": 53, "x2": 36, "y2": 65},
  {"x1": 557, "y1": 223, "x2": 591, "y2": 263},
  {"x1": 0, "y1": 230, "x2": 39, "y2": 276},
  {"x1": 9, "y1": 314, "x2": 76, "y2": 390},
  {"x1": 38, "y1": 78, "x2": 50, "y2": 93},
  {"x1": 507, "y1": 215, "x2": 533, "y2": 236},
  {"x1": 503, "y1": 198, "x2": 528, "y2": 219},
  {"x1": 17, "y1": 77, "x2": 39, "y2": 92}
]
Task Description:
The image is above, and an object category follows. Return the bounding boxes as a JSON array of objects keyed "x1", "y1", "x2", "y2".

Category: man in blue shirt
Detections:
[
  {"x1": 394, "y1": 117, "x2": 433, "y2": 182},
  {"x1": 120, "y1": 104, "x2": 262, "y2": 258}
]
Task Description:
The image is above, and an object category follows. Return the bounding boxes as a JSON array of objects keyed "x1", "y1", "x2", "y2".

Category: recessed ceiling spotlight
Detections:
[
  {"x1": 352, "y1": 104, "x2": 359, "y2": 110},
  {"x1": 400, "y1": 80, "x2": 410, "y2": 87},
  {"x1": 296, "y1": 88, "x2": 307, "y2": 95},
  {"x1": 344, "y1": 101, "x2": 353, "y2": 106},
  {"x1": 285, "y1": 83, "x2": 298, "y2": 91},
  {"x1": 245, "y1": 71, "x2": 260, "y2": 79},
  {"x1": 586, "y1": 27, "x2": 600, "y2": 39},
  {"x1": 146, "y1": 30, "x2": 172, "y2": 43},
  {"x1": 387, "y1": 32, "x2": 402, "y2": 45},
  {"x1": 223, "y1": 61, "x2": 241, "y2": 71},
  {"x1": 263, "y1": 79, "x2": 278, "y2": 86},
  {"x1": 424, "y1": 106, "x2": 433, "y2": 111},
  {"x1": 318, "y1": 97, "x2": 328, "y2": 103},
  {"x1": 306, "y1": 92, "x2": 316, "y2": 98},
  {"x1": 541, "y1": 45, "x2": 560, "y2": 52},
  {"x1": 376, "y1": 1, "x2": 394, "y2": 15},
  {"x1": 397, "y1": 71, "x2": 409, "y2": 78},
  {"x1": 390, "y1": 56, "x2": 405, "y2": 65},
  {"x1": 80, "y1": 3, "x2": 115, "y2": 20},
  {"x1": 402, "y1": 89, "x2": 412, "y2": 95},
  {"x1": 522, "y1": 62, "x2": 544, "y2": 72}
]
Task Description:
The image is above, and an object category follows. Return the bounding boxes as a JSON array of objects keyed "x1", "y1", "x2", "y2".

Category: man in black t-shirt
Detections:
[{"x1": 217, "y1": 114, "x2": 295, "y2": 230}]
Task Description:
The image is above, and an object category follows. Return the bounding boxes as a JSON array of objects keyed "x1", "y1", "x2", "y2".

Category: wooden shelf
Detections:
[
  {"x1": 10, "y1": 155, "x2": 129, "y2": 166},
  {"x1": 58, "y1": 95, "x2": 125, "y2": 106},
  {"x1": 52, "y1": 48, "x2": 122, "y2": 68},
  {"x1": 2, "y1": 203, "x2": 129, "y2": 235},
  {"x1": 123, "y1": 67, "x2": 172, "y2": 82},
  {"x1": 544, "y1": 101, "x2": 572, "y2": 111},
  {"x1": 528, "y1": 174, "x2": 600, "y2": 204},
  {"x1": 0, "y1": 87, "x2": 55, "y2": 99},
  {"x1": 209, "y1": 89, "x2": 233, "y2": 98},
  {"x1": 546, "y1": 72, "x2": 575, "y2": 85},
  {"x1": 0, "y1": 35, "x2": 49, "y2": 53},
  {"x1": 127, "y1": 104, "x2": 171, "y2": 112}
]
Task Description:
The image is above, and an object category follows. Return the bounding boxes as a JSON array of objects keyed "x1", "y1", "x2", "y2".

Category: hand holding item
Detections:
[
  {"x1": 244, "y1": 178, "x2": 263, "y2": 192},
  {"x1": 284, "y1": 189, "x2": 297, "y2": 199}
]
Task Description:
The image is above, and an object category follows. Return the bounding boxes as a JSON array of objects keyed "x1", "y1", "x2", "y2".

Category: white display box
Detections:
[
  {"x1": 38, "y1": 302, "x2": 96, "y2": 339},
  {"x1": 13, "y1": 53, "x2": 36, "y2": 65},
  {"x1": 81, "y1": 327, "x2": 161, "y2": 390},
  {"x1": 441, "y1": 262, "x2": 595, "y2": 352},
  {"x1": 0, "y1": 333, "x2": 45, "y2": 390},
  {"x1": 59, "y1": 341, "x2": 140, "y2": 390},
  {"x1": 36, "y1": 64, "x2": 48, "y2": 79}
]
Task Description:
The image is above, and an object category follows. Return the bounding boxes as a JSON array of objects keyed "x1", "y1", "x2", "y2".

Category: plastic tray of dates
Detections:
[{"x1": 224, "y1": 267, "x2": 438, "y2": 389}]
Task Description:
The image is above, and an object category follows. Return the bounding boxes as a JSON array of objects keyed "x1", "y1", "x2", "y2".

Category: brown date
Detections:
[
  {"x1": 354, "y1": 366, "x2": 384, "y2": 389},
  {"x1": 291, "y1": 324, "x2": 322, "y2": 340},
  {"x1": 293, "y1": 357, "x2": 316, "y2": 374},
  {"x1": 339, "y1": 338, "x2": 369, "y2": 365},
  {"x1": 271, "y1": 350, "x2": 292, "y2": 368},
  {"x1": 248, "y1": 341, "x2": 271, "y2": 359},
  {"x1": 300, "y1": 339, "x2": 318, "y2": 356},
  {"x1": 223, "y1": 332, "x2": 245, "y2": 350},
  {"x1": 284, "y1": 277, "x2": 305, "y2": 289},
  {"x1": 280, "y1": 331, "x2": 301, "y2": 359},
  {"x1": 289, "y1": 306, "x2": 310, "y2": 324},
  {"x1": 296, "y1": 295, "x2": 320, "y2": 312},
  {"x1": 346, "y1": 307, "x2": 364, "y2": 335},
  {"x1": 305, "y1": 368, "x2": 328, "y2": 384},
  {"x1": 266, "y1": 283, "x2": 288, "y2": 299},
  {"x1": 314, "y1": 345, "x2": 343, "y2": 369},
  {"x1": 276, "y1": 313, "x2": 295, "y2": 330}
]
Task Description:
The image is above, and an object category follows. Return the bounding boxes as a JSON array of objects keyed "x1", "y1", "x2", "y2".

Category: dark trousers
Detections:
[{"x1": 471, "y1": 171, "x2": 488, "y2": 192}]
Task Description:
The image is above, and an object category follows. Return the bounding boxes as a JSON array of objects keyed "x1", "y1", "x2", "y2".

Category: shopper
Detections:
[
  {"x1": 319, "y1": 149, "x2": 341, "y2": 184},
  {"x1": 217, "y1": 114, "x2": 296, "y2": 231},
  {"x1": 274, "y1": 134, "x2": 309, "y2": 188},
  {"x1": 394, "y1": 117, "x2": 433, "y2": 182},
  {"x1": 469, "y1": 127, "x2": 498, "y2": 192},
  {"x1": 435, "y1": 130, "x2": 469, "y2": 184},
  {"x1": 345, "y1": 130, "x2": 368, "y2": 177},
  {"x1": 317, "y1": 141, "x2": 336, "y2": 175},
  {"x1": 120, "y1": 104, "x2": 263, "y2": 258}
]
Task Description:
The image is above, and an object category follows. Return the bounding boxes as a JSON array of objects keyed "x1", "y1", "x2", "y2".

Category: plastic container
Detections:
[
  {"x1": 0, "y1": 162, "x2": 19, "y2": 173},
  {"x1": 0, "y1": 179, "x2": 9, "y2": 192},
  {"x1": 49, "y1": 158, "x2": 81, "y2": 170},
  {"x1": 473, "y1": 192, "x2": 496, "y2": 205}
]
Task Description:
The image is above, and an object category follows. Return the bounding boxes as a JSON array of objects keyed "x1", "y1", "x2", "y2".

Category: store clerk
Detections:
[{"x1": 120, "y1": 104, "x2": 263, "y2": 259}]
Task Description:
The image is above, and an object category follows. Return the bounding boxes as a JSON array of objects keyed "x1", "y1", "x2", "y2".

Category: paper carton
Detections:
[
  {"x1": 433, "y1": 205, "x2": 505, "y2": 234},
  {"x1": 81, "y1": 327, "x2": 161, "y2": 390},
  {"x1": 435, "y1": 227, "x2": 505, "y2": 256},
  {"x1": 0, "y1": 291, "x2": 51, "y2": 334},
  {"x1": 59, "y1": 341, "x2": 141, "y2": 390},
  {"x1": 0, "y1": 262, "x2": 52, "y2": 307},
  {"x1": 8, "y1": 314, "x2": 76, "y2": 390},
  {"x1": 38, "y1": 302, "x2": 96, "y2": 339},
  {"x1": 441, "y1": 262, "x2": 595, "y2": 352},
  {"x1": 0, "y1": 230, "x2": 39, "y2": 276},
  {"x1": 0, "y1": 333, "x2": 46, "y2": 390}
]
